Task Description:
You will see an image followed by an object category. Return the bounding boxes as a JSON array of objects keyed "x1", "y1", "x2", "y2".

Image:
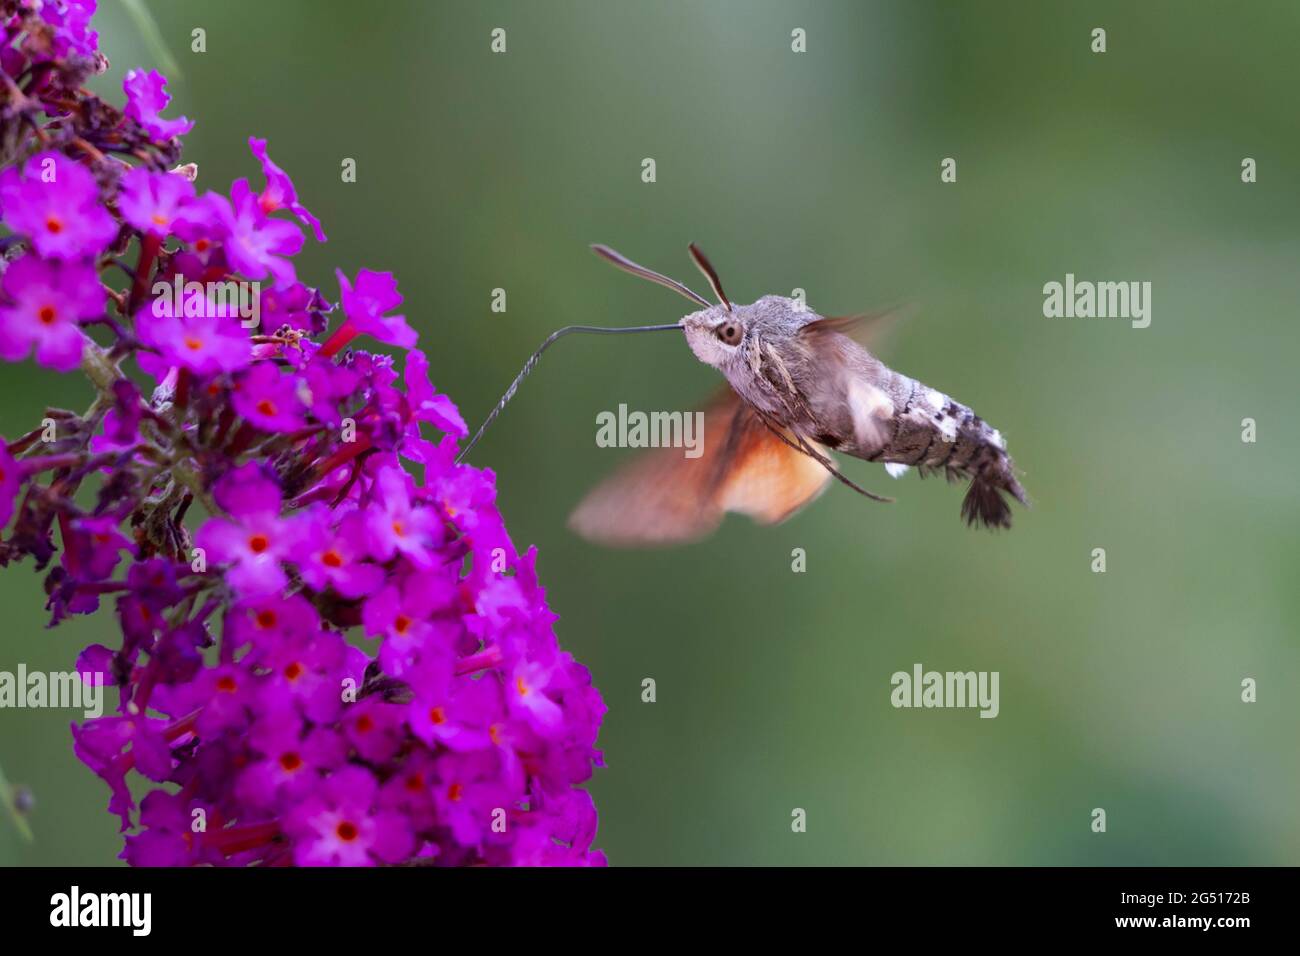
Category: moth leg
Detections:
[{"x1": 754, "y1": 412, "x2": 894, "y2": 504}]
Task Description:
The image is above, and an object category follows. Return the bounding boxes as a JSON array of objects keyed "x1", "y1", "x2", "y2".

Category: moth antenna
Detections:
[
  {"x1": 687, "y1": 242, "x2": 732, "y2": 311},
  {"x1": 456, "y1": 322, "x2": 683, "y2": 463},
  {"x1": 591, "y1": 244, "x2": 712, "y2": 310}
]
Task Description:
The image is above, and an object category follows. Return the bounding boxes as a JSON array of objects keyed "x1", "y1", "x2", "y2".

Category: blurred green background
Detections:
[{"x1": 2, "y1": 0, "x2": 1297, "y2": 866}]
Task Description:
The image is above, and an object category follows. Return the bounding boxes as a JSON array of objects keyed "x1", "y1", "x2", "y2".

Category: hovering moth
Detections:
[{"x1": 563, "y1": 244, "x2": 1028, "y2": 546}]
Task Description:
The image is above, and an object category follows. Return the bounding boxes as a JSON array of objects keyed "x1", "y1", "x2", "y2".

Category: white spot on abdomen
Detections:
[
  {"x1": 847, "y1": 379, "x2": 893, "y2": 449},
  {"x1": 885, "y1": 462, "x2": 909, "y2": 479},
  {"x1": 925, "y1": 389, "x2": 947, "y2": 412}
]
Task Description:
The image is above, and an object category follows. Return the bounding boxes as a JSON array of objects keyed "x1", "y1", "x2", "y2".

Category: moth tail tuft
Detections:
[{"x1": 960, "y1": 470, "x2": 1025, "y2": 531}]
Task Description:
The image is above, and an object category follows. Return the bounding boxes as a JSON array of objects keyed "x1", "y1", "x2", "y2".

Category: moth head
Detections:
[
  {"x1": 590, "y1": 241, "x2": 747, "y2": 369},
  {"x1": 681, "y1": 308, "x2": 745, "y2": 369}
]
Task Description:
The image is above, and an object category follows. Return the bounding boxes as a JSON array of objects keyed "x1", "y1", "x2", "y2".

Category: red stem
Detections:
[
  {"x1": 203, "y1": 820, "x2": 281, "y2": 855},
  {"x1": 174, "y1": 367, "x2": 191, "y2": 409},
  {"x1": 319, "y1": 320, "x2": 357, "y2": 358},
  {"x1": 455, "y1": 646, "x2": 503, "y2": 676},
  {"x1": 311, "y1": 432, "x2": 373, "y2": 481},
  {"x1": 58, "y1": 512, "x2": 79, "y2": 574},
  {"x1": 128, "y1": 233, "x2": 163, "y2": 315}
]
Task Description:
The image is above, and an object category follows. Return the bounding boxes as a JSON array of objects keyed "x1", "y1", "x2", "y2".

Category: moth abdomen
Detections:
[{"x1": 876, "y1": 378, "x2": 1027, "y2": 530}]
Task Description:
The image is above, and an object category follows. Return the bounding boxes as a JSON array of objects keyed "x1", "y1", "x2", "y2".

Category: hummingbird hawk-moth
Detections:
[{"x1": 460, "y1": 244, "x2": 1027, "y2": 546}]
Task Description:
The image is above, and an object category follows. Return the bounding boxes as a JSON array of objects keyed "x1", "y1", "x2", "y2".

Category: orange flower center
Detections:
[
  {"x1": 37, "y1": 305, "x2": 57, "y2": 325},
  {"x1": 321, "y1": 549, "x2": 343, "y2": 568},
  {"x1": 335, "y1": 821, "x2": 359, "y2": 842},
  {"x1": 247, "y1": 533, "x2": 270, "y2": 554}
]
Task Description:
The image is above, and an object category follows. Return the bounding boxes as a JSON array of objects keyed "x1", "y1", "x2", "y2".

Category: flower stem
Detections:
[{"x1": 319, "y1": 320, "x2": 357, "y2": 358}]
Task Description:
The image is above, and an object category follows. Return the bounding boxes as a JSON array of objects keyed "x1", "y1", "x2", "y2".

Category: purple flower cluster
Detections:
[{"x1": 0, "y1": 0, "x2": 604, "y2": 865}]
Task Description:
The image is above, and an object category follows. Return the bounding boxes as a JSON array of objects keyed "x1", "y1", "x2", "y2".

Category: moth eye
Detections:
[{"x1": 717, "y1": 323, "x2": 740, "y2": 344}]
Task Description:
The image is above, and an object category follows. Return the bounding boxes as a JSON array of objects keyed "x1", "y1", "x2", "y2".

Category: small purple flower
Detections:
[
  {"x1": 321, "y1": 269, "x2": 417, "y2": 356},
  {"x1": 250, "y1": 629, "x2": 361, "y2": 725},
  {"x1": 215, "y1": 179, "x2": 304, "y2": 287},
  {"x1": 298, "y1": 355, "x2": 359, "y2": 426},
  {"x1": 432, "y1": 751, "x2": 521, "y2": 848},
  {"x1": 258, "y1": 282, "x2": 329, "y2": 335},
  {"x1": 90, "y1": 380, "x2": 143, "y2": 456},
  {"x1": 248, "y1": 137, "x2": 327, "y2": 242},
  {"x1": 35, "y1": 0, "x2": 101, "y2": 60},
  {"x1": 0, "y1": 152, "x2": 118, "y2": 260},
  {"x1": 361, "y1": 578, "x2": 456, "y2": 677},
  {"x1": 511, "y1": 790, "x2": 605, "y2": 866},
  {"x1": 341, "y1": 699, "x2": 405, "y2": 764},
  {"x1": 292, "y1": 506, "x2": 384, "y2": 598},
  {"x1": 237, "y1": 708, "x2": 344, "y2": 810},
  {"x1": 125, "y1": 557, "x2": 187, "y2": 610},
  {"x1": 70, "y1": 719, "x2": 139, "y2": 830},
  {"x1": 508, "y1": 658, "x2": 566, "y2": 737},
  {"x1": 194, "y1": 463, "x2": 292, "y2": 596},
  {"x1": 122, "y1": 791, "x2": 210, "y2": 866},
  {"x1": 408, "y1": 670, "x2": 496, "y2": 752},
  {"x1": 405, "y1": 349, "x2": 468, "y2": 438},
  {"x1": 136, "y1": 308, "x2": 251, "y2": 377},
  {"x1": 232, "y1": 361, "x2": 307, "y2": 433},
  {"x1": 183, "y1": 663, "x2": 257, "y2": 735},
  {"x1": 122, "y1": 69, "x2": 194, "y2": 141},
  {"x1": 117, "y1": 166, "x2": 195, "y2": 238},
  {"x1": 170, "y1": 191, "x2": 228, "y2": 257},
  {"x1": 225, "y1": 591, "x2": 319, "y2": 654},
  {"x1": 284, "y1": 766, "x2": 413, "y2": 866},
  {"x1": 64, "y1": 515, "x2": 132, "y2": 581},
  {"x1": 378, "y1": 753, "x2": 440, "y2": 831},
  {"x1": 362, "y1": 466, "x2": 444, "y2": 569},
  {"x1": 0, "y1": 256, "x2": 103, "y2": 371}
]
